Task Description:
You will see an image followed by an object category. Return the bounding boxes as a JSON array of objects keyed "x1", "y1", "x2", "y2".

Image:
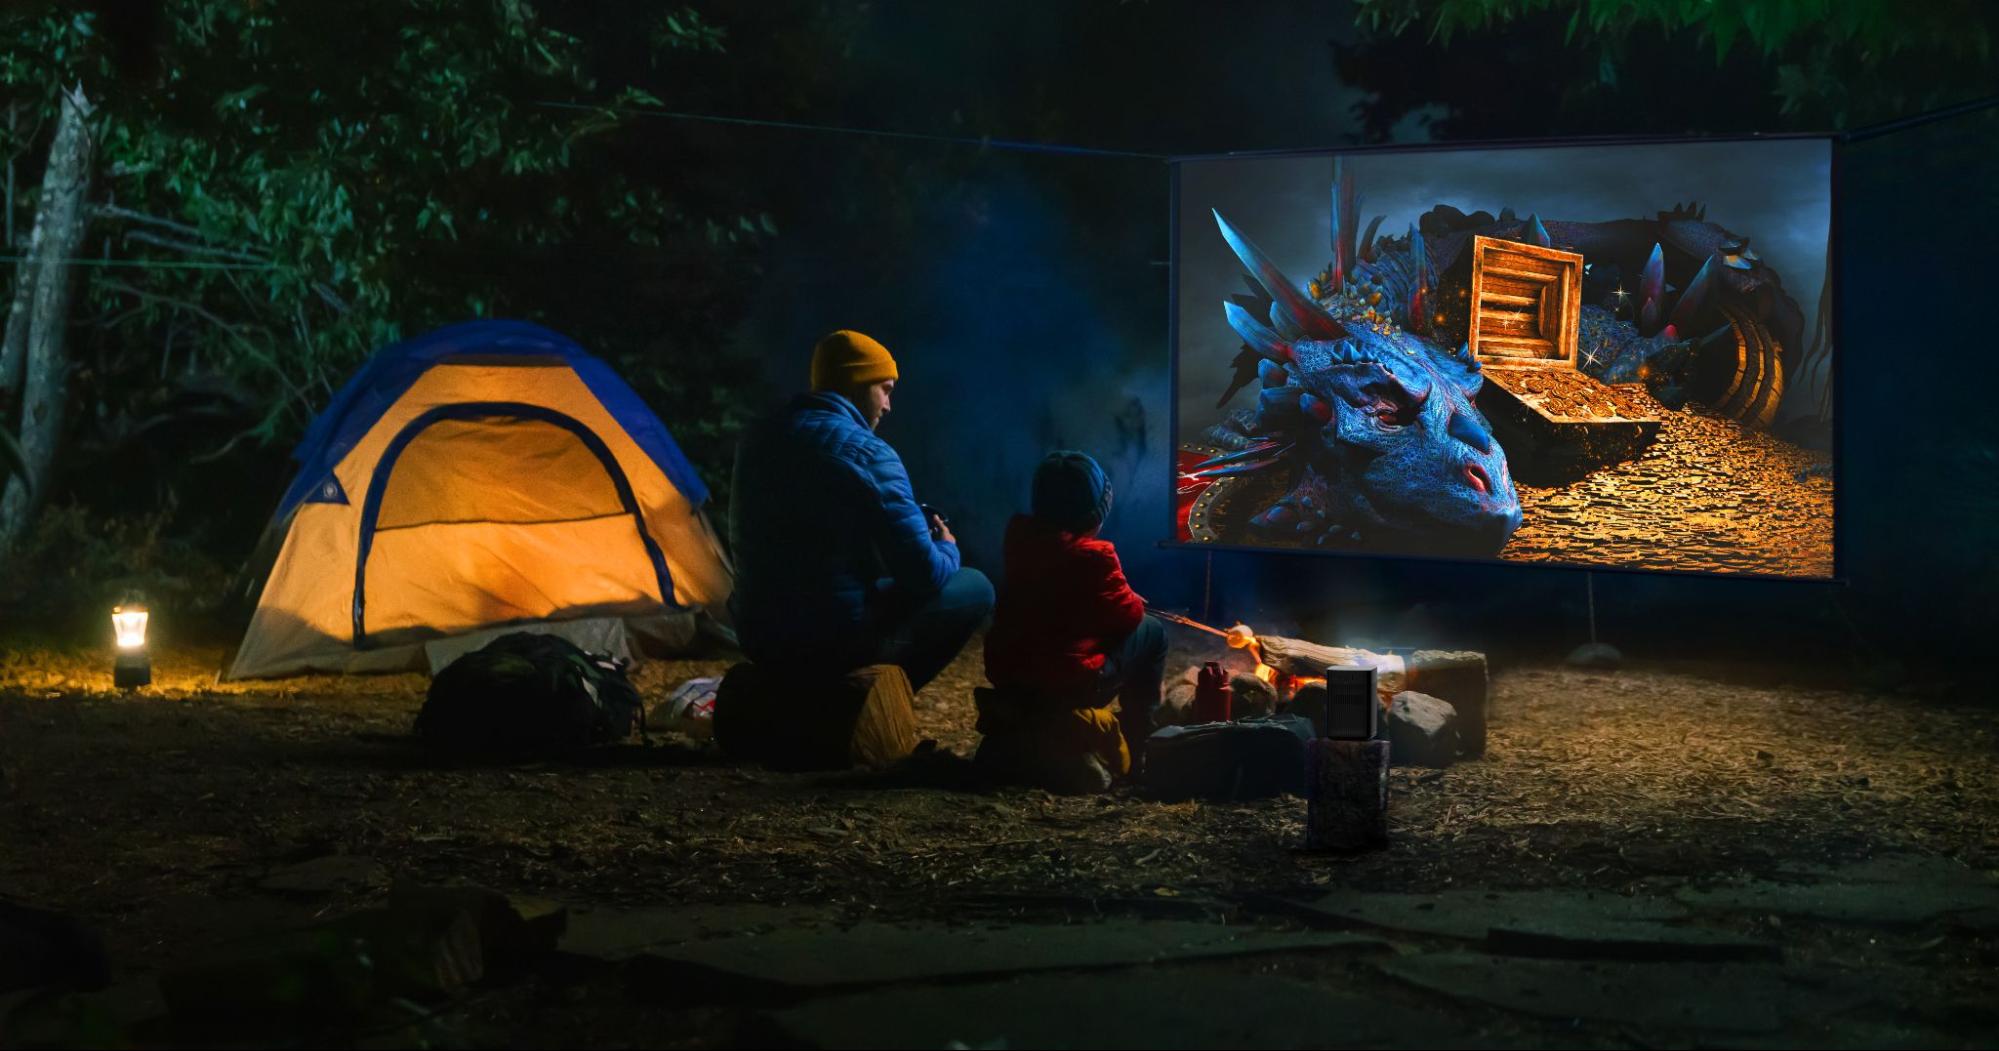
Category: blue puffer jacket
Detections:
[{"x1": 728, "y1": 391, "x2": 960, "y2": 662}]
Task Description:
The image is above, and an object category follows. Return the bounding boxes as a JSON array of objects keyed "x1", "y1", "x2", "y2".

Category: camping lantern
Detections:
[{"x1": 112, "y1": 596, "x2": 151, "y2": 689}]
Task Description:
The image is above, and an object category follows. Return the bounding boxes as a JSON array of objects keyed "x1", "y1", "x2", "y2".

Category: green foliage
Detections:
[
  {"x1": 1351, "y1": 0, "x2": 1995, "y2": 126},
  {"x1": 2, "y1": 0, "x2": 772, "y2": 455},
  {"x1": 0, "y1": 501, "x2": 233, "y2": 629}
]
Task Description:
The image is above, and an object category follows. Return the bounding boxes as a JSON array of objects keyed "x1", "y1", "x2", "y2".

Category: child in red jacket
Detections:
[{"x1": 980, "y1": 451, "x2": 1167, "y2": 790}]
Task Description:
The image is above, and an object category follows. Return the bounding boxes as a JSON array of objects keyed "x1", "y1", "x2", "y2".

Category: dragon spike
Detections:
[
  {"x1": 1189, "y1": 455, "x2": 1287, "y2": 479},
  {"x1": 1334, "y1": 160, "x2": 1360, "y2": 292},
  {"x1": 1213, "y1": 209, "x2": 1348, "y2": 342},
  {"x1": 1258, "y1": 385, "x2": 1305, "y2": 415},
  {"x1": 1524, "y1": 213, "x2": 1552, "y2": 248},
  {"x1": 1357, "y1": 215, "x2": 1385, "y2": 263},
  {"x1": 1191, "y1": 440, "x2": 1292, "y2": 472},
  {"x1": 1669, "y1": 255, "x2": 1717, "y2": 331},
  {"x1": 1298, "y1": 392, "x2": 1333, "y2": 424},
  {"x1": 1256, "y1": 359, "x2": 1290, "y2": 388},
  {"x1": 1223, "y1": 301, "x2": 1294, "y2": 363},
  {"x1": 1637, "y1": 242, "x2": 1666, "y2": 334},
  {"x1": 1328, "y1": 172, "x2": 1345, "y2": 293}
]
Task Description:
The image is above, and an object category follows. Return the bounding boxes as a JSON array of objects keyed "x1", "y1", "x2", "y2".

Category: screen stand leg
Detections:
[{"x1": 1566, "y1": 571, "x2": 1622, "y2": 669}]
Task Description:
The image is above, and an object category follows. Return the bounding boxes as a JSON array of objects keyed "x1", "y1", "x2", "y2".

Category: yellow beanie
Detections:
[{"x1": 811, "y1": 330, "x2": 899, "y2": 391}]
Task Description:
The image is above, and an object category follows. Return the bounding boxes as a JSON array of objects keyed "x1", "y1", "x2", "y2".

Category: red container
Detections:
[{"x1": 1193, "y1": 661, "x2": 1234, "y2": 723}]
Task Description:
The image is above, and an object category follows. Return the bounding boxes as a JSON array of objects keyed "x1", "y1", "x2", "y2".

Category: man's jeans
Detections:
[{"x1": 869, "y1": 567, "x2": 995, "y2": 692}]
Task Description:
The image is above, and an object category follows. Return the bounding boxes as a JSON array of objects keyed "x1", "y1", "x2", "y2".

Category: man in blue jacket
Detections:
[{"x1": 729, "y1": 330, "x2": 994, "y2": 693}]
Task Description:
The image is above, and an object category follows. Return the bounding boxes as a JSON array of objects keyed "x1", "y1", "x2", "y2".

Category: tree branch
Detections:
[
  {"x1": 93, "y1": 203, "x2": 208, "y2": 240},
  {"x1": 312, "y1": 282, "x2": 350, "y2": 314},
  {"x1": 95, "y1": 278, "x2": 250, "y2": 340},
  {"x1": 189, "y1": 425, "x2": 260, "y2": 465},
  {"x1": 120, "y1": 228, "x2": 271, "y2": 263}
]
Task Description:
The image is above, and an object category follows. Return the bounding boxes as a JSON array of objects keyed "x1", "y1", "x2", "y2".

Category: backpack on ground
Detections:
[{"x1": 416, "y1": 632, "x2": 643, "y2": 755}]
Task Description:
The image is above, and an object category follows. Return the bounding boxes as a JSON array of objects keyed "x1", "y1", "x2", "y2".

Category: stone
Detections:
[
  {"x1": 1228, "y1": 672, "x2": 1277, "y2": 718},
  {"x1": 1486, "y1": 921, "x2": 1779, "y2": 962},
  {"x1": 258, "y1": 854, "x2": 390, "y2": 898},
  {"x1": 1287, "y1": 888, "x2": 1691, "y2": 941},
  {"x1": 0, "y1": 900, "x2": 110, "y2": 994},
  {"x1": 1379, "y1": 952, "x2": 1787, "y2": 1033},
  {"x1": 1304, "y1": 738, "x2": 1389, "y2": 851},
  {"x1": 640, "y1": 920, "x2": 1385, "y2": 993},
  {"x1": 1674, "y1": 855, "x2": 1999, "y2": 927},
  {"x1": 0, "y1": 976, "x2": 165, "y2": 1048},
  {"x1": 1405, "y1": 650, "x2": 1489, "y2": 757},
  {"x1": 560, "y1": 904, "x2": 820, "y2": 962},
  {"x1": 766, "y1": 970, "x2": 1469, "y2": 1050},
  {"x1": 161, "y1": 887, "x2": 566, "y2": 1024},
  {"x1": 386, "y1": 886, "x2": 567, "y2": 974},
  {"x1": 161, "y1": 922, "x2": 433, "y2": 1024},
  {"x1": 1387, "y1": 691, "x2": 1458, "y2": 768},
  {"x1": 1566, "y1": 642, "x2": 1623, "y2": 669}
]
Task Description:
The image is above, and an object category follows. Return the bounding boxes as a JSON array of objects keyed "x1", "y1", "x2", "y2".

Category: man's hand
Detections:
[{"x1": 928, "y1": 512, "x2": 956, "y2": 545}]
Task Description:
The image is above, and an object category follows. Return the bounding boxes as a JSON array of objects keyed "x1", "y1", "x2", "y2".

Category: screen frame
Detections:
[{"x1": 1164, "y1": 132, "x2": 1845, "y2": 585}]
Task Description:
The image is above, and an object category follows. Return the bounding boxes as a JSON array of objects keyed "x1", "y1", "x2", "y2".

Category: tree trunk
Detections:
[{"x1": 0, "y1": 85, "x2": 93, "y2": 554}]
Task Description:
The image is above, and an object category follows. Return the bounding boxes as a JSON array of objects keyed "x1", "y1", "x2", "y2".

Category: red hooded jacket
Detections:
[{"x1": 984, "y1": 514, "x2": 1147, "y2": 696}]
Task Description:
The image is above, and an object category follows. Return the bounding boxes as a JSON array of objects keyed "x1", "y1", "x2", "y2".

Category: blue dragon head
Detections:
[{"x1": 1192, "y1": 210, "x2": 1522, "y2": 556}]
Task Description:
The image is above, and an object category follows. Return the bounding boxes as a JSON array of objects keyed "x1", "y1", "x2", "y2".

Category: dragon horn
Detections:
[
  {"x1": 1213, "y1": 209, "x2": 1348, "y2": 341},
  {"x1": 1223, "y1": 301, "x2": 1295, "y2": 363},
  {"x1": 1191, "y1": 440, "x2": 1293, "y2": 471}
]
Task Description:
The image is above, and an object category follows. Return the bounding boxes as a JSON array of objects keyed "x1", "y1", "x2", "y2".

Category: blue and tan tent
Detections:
[{"x1": 225, "y1": 320, "x2": 732, "y2": 680}]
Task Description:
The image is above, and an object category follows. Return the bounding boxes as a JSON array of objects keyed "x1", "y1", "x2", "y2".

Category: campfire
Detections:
[
  {"x1": 1221, "y1": 622, "x2": 1328, "y2": 702},
  {"x1": 1156, "y1": 611, "x2": 1376, "y2": 708}
]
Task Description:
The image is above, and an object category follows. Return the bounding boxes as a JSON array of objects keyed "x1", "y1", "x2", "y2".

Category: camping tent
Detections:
[{"x1": 225, "y1": 320, "x2": 732, "y2": 680}]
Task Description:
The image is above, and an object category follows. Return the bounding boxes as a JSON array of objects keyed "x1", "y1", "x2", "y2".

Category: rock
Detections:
[
  {"x1": 1160, "y1": 680, "x2": 1200, "y2": 726},
  {"x1": 1387, "y1": 691, "x2": 1458, "y2": 768},
  {"x1": 1566, "y1": 642, "x2": 1623, "y2": 669},
  {"x1": 1486, "y1": 921, "x2": 1780, "y2": 962},
  {"x1": 162, "y1": 886, "x2": 564, "y2": 1026},
  {"x1": 1377, "y1": 952, "x2": 1789, "y2": 1033},
  {"x1": 0, "y1": 976, "x2": 165, "y2": 1048},
  {"x1": 0, "y1": 900, "x2": 110, "y2": 994},
  {"x1": 639, "y1": 920, "x2": 1385, "y2": 993},
  {"x1": 1406, "y1": 650, "x2": 1489, "y2": 757},
  {"x1": 385, "y1": 886, "x2": 567, "y2": 975},
  {"x1": 560, "y1": 904, "x2": 819, "y2": 962},
  {"x1": 1287, "y1": 888, "x2": 1691, "y2": 941},
  {"x1": 1228, "y1": 673, "x2": 1276, "y2": 718},
  {"x1": 766, "y1": 970, "x2": 1471, "y2": 1050},
  {"x1": 1304, "y1": 738, "x2": 1389, "y2": 851},
  {"x1": 1674, "y1": 855, "x2": 1999, "y2": 926},
  {"x1": 258, "y1": 854, "x2": 389, "y2": 898}
]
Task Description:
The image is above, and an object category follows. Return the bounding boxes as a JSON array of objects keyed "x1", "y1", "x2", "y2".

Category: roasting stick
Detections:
[
  {"x1": 1147, "y1": 607, "x2": 1258, "y2": 651},
  {"x1": 1148, "y1": 608, "x2": 1228, "y2": 637}
]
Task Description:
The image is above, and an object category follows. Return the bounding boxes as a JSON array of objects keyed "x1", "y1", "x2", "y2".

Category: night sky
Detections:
[{"x1": 1175, "y1": 138, "x2": 1834, "y2": 432}]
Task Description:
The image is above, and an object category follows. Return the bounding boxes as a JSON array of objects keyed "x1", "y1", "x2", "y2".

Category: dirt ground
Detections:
[{"x1": 2, "y1": 631, "x2": 1995, "y2": 1047}]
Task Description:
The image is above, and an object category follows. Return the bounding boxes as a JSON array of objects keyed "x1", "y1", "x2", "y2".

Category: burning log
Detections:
[{"x1": 1249, "y1": 633, "x2": 1406, "y2": 698}]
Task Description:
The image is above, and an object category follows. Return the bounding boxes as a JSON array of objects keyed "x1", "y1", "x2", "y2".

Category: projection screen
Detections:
[{"x1": 1171, "y1": 137, "x2": 1836, "y2": 579}]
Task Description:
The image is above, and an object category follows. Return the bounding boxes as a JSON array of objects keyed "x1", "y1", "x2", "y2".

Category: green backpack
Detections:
[{"x1": 416, "y1": 632, "x2": 644, "y2": 755}]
